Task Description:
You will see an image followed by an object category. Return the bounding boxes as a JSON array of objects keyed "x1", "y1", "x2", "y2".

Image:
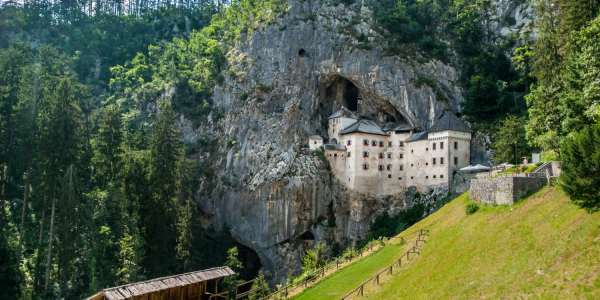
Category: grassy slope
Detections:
[
  {"x1": 295, "y1": 187, "x2": 600, "y2": 299},
  {"x1": 294, "y1": 243, "x2": 408, "y2": 300}
]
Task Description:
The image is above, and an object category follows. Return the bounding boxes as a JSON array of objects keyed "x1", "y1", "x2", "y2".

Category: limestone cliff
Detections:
[{"x1": 185, "y1": 0, "x2": 521, "y2": 283}]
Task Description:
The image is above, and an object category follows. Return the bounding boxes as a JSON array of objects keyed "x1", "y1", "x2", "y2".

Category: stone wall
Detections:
[{"x1": 470, "y1": 176, "x2": 547, "y2": 205}]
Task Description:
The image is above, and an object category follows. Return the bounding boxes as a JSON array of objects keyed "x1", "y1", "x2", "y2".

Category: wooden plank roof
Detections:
[{"x1": 87, "y1": 267, "x2": 235, "y2": 300}]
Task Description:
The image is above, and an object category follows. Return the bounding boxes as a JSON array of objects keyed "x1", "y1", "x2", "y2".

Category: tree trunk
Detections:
[
  {"x1": 20, "y1": 176, "x2": 30, "y2": 238},
  {"x1": 0, "y1": 164, "x2": 6, "y2": 225},
  {"x1": 44, "y1": 196, "x2": 57, "y2": 294}
]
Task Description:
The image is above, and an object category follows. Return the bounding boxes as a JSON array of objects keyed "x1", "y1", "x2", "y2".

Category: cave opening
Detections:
[
  {"x1": 322, "y1": 76, "x2": 360, "y2": 113},
  {"x1": 234, "y1": 242, "x2": 262, "y2": 281},
  {"x1": 298, "y1": 48, "x2": 307, "y2": 57},
  {"x1": 299, "y1": 230, "x2": 315, "y2": 241}
]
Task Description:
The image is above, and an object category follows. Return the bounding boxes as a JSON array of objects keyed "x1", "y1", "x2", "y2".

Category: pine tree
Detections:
[
  {"x1": 248, "y1": 272, "x2": 270, "y2": 300},
  {"x1": 35, "y1": 75, "x2": 86, "y2": 297},
  {"x1": 560, "y1": 124, "x2": 600, "y2": 211},
  {"x1": 143, "y1": 99, "x2": 182, "y2": 276},
  {"x1": 492, "y1": 115, "x2": 531, "y2": 164}
]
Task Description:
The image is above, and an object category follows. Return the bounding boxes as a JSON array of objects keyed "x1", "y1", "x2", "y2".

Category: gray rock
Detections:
[{"x1": 184, "y1": 0, "x2": 530, "y2": 284}]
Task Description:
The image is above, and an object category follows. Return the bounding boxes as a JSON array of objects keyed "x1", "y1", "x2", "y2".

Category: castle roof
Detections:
[
  {"x1": 328, "y1": 107, "x2": 357, "y2": 119},
  {"x1": 406, "y1": 131, "x2": 428, "y2": 142},
  {"x1": 309, "y1": 135, "x2": 323, "y2": 140},
  {"x1": 429, "y1": 111, "x2": 471, "y2": 133},
  {"x1": 392, "y1": 123, "x2": 415, "y2": 132},
  {"x1": 324, "y1": 144, "x2": 347, "y2": 151},
  {"x1": 339, "y1": 119, "x2": 388, "y2": 136}
]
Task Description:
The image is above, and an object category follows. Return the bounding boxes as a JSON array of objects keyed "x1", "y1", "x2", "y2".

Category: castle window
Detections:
[
  {"x1": 433, "y1": 175, "x2": 437, "y2": 178},
  {"x1": 441, "y1": 142, "x2": 444, "y2": 149},
  {"x1": 363, "y1": 151, "x2": 369, "y2": 158},
  {"x1": 378, "y1": 165, "x2": 384, "y2": 171},
  {"x1": 387, "y1": 153, "x2": 392, "y2": 159},
  {"x1": 440, "y1": 174, "x2": 444, "y2": 178},
  {"x1": 410, "y1": 163, "x2": 414, "y2": 167},
  {"x1": 334, "y1": 153, "x2": 338, "y2": 157},
  {"x1": 399, "y1": 141, "x2": 404, "y2": 147},
  {"x1": 379, "y1": 141, "x2": 384, "y2": 147},
  {"x1": 411, "y1": 149, "x2": 414, "y2": 153},
  {"x1": 372, "y1": 140, "x2": 377, "y2": 146},
  {"x1": 398, "y1": 177, "x2": 403, "y2": 180},
  {"x1": 433, "y1": 158, "x2": 436, "y2": 165},
  {"x1": 400, "y1": 165, "x2": 404, "y2": 171},
  {"x1": 363, "y1": 139, "x2": 369, "y2": 146},
  {"x1": 348, "y1": 152, "x2": 351, "y2": 157},
  {"x1": 379, "y1": 153, "x2": 384, "y2": 159},
  {"x1": 387, "y1": 164, "x2": 392, "y2": 171},
  {"x1": 363, "y1": 163, "x2": 369, "y2": 170},
  {"x1": 426, "y1": 162, "x2": 429, "y2": 166},
  {"x1": 400, "y1": 154, "x2": 404, "y2": 159},
  {"x1": 411, "y1": 176, "x2": 414, "y2": 179},
  {"x1": 454, "y1": 141, "x2": 458, "y2": 150},
  {"x1": 426, "y1": 147, "x2": 429, "y2": 151},
  {"x1": 388, "y1": 174, "x2": 392, "y2": 179},
  {"x1": 454, "y1": 156, "x2": 458, "y2": 165},
  {"x1": 347, "y1": 140, "x2": 352, "y2": 146},
  {"x1": 440, "y1": 157, "x2": 444, "y2": 165},
  {"x1": 433, "y1": 143, "x2": 436, "y2": 150},
  {"x1": 388, "y1": 141, "x2": 392, "y2": 147},
  {"x1": 426, "y1": 176, "x2": 429, "y2": 179}
]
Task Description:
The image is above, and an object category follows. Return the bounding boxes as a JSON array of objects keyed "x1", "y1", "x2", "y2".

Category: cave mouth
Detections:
[
  {"x1": 323, "y1": 76, "x2": 360, "y2": 112},
  {"x1": 234, "y1": 242, "x2": 262, "y2": 281},
  {"x1": 299, "y1": 230, "x2": 315, "y2": 241}
]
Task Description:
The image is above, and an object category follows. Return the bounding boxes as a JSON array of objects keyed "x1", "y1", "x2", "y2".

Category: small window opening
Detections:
[{"x1": 298, "y1": 48, "x2": 307, "y2": 57}]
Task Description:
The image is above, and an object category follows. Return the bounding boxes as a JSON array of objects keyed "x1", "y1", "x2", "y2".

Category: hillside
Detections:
[{"x1": 294, "y1": 187, "x2": 600, "y2": 299}]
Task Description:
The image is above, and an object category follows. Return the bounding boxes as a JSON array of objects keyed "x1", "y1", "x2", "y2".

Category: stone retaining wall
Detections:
[{"x1": 470, "y1": 176, "x2": 547, "y2": 205}]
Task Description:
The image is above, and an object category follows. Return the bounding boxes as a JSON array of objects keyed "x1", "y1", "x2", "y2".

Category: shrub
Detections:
[
  {"x1": 465, "y1": 203, "x2": 480, "y2": 215},
  {"x1": 560, "y1": 124, "x2": 600, "y2": 212}
]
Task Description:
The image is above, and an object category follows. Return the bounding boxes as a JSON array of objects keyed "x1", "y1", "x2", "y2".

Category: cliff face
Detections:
[{"x1": 189, "y1": 0, "x2": 478, "y2": 282}]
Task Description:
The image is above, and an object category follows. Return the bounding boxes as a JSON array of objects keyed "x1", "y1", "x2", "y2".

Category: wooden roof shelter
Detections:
[{"x1": 87, "y1": 267, "x2": 235, "y2": 300}]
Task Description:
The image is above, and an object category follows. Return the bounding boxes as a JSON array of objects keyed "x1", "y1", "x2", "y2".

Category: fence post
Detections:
[{"x1": 359, "y1": 285, "x2": 364, "y2": 296}]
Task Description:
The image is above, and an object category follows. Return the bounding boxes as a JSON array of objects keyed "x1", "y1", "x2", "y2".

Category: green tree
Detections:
[
  {"x1": 35, "y1": 75, "x2": 87, "y2": 297},
  {"x1": 223, "y1": 246, "x2": 244, "y2": 298},
  {"x1": 560, "y1": 124, "x2": 600, "y2": 212},
  {"x1": 92, "y1": 104, "x2": 124, "y2": 185},
  {"x1": 248, "y1": 271, "x2": 270, "y2": 300},
  {"x1": 302, "y1": 242, "x2": 326, "y2": 272},
  {"x1": 492, "y1": 115, "x2": 531, "y2": 164},
  {"x1": 143, "y1": 99, "x2": 182, "y2": 276}
]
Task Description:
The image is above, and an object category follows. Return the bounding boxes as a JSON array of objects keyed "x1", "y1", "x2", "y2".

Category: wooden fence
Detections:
[
  {"x1": 339, "y1": 229, "x2": 430, "y2": 300},
  {"x1": 256, "y1": 240, "x2": 386, "y2": 300}
]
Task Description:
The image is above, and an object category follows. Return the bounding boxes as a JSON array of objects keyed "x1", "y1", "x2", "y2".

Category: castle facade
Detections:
[{"x1": 312, "y1": 108, "x2": 472, "y2": 195}]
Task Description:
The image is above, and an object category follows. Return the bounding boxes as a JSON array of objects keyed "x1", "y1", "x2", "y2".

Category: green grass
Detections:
[
  {"x1": 293, "y1": 242, "x2": 408, "y2": 300},
  {"x1": 294, "y1": 187, "x2": 600, "y2": 299},
  {"x1": 366, "y1": 187, "x2": 600, "y2": 299}
]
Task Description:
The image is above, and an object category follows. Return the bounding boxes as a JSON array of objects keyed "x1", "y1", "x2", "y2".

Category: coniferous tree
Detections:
[
  {"x1": 492, "y1": 115, "x2": 531, "y2": 164},
  {"x1": 560, "y1": 124, "x2": 600, "y2": 211},
  {"x1": 144, "y1": 99, "x2": 182, "y2": 276}
]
